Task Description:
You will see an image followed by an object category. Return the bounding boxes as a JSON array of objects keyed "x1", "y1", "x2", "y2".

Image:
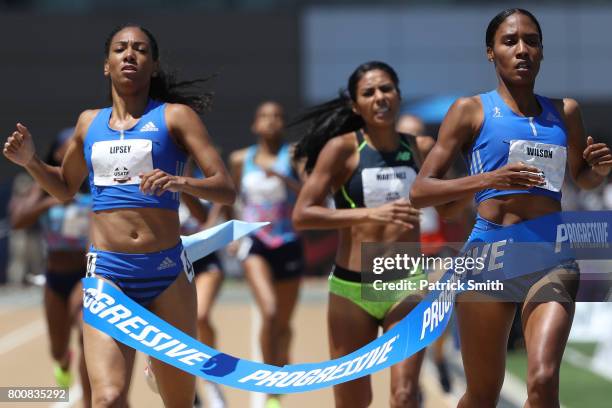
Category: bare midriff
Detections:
[
  {"x1": 477, "y1": 193, "x2": 562, "y2": 225},
  {"x1": 91, "y1": 207, "x2": 181, "y2": 253},
  {"x1": 336, "y1": 223, "x2": 421, "y2": 273}
]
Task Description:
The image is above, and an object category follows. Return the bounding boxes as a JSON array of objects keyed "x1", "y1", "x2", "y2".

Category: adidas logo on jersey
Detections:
[
  {"x1": 492, "y1": 107, "x2": 503, "y2": 118},
  {"x1": 157, "y1": 257, "x2": 176, "y2": 271},
  {"x1": 140, "y1": 121, "x2": 159, "y2": 132}
]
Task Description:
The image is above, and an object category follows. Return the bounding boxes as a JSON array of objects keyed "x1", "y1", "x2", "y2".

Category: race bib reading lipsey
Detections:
[
  {"x1": 507, "y1": 140, "x2": 566, "y2": 192},
  {"x1": 91, "y1": 139, "x2": 154, "y2": 186}
]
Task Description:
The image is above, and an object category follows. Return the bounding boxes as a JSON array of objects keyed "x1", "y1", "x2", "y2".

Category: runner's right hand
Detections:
[
  {"x1": 485, "y1": 162, "x2": 545, "y2": 190},
  {"x1": 3, "y1": 123, "x2": 36, "y2": 167},
  {"x1": 367, "y1": 198, "x2": 421, "y2": 229}
]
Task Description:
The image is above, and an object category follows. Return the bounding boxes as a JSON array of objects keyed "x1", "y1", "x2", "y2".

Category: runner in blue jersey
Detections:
[
  {"x1": 10, "y1": 128, "x2": 92, "y2": 405},
  {"x1": 3, "y1": 25, "x2": 235, "y2": 408},
  {"x1": 410, "y1": 9, "x2": 612, "y2": 408},
  {"x1": 177, "y1": 159, "x2": 227, "y2": 407},
  {"x1": 229, "y1": 101, "x2": 303, "y2": 408},
  {"x1": 292, "y1": 62, "x2": 442, "y2": 408}
]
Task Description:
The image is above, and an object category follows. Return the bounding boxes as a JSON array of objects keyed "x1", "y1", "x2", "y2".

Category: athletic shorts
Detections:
[
  {"x1": 329, "y1": 264, "x2": 425, "y2": 322},
  {"x1": 86, "y1": 242, "x2": 193, "y2": 306},
  {"x1": 46, "y1": 268, "x2": 85, "y2": 300},
  {"x1": 464, "y1": 215, "x2": 580, "y2": 303},
  {"x1": 193, "y1": 252, "x2": 223, "y2": 276},
  {"x1": 244, "y1": 236, "x2": 304, "y2": 281}
]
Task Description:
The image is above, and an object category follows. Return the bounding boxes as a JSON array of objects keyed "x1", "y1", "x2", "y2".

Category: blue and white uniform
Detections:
[
  {"x1": 240, "y1": 143, "x2": 303, "y2": 280},
  {"x1": 83, "y1": 99, "x2": 192, "y2": 305},
  {"x1": 464, "y1": 90, "x2": 578, "y2": 300},
  {"x1": 41, "y1": 193, "x2": 91, "y2": 299},
  {"x1": 467, "y1": 89, "x2": 568, "y2": 206}
]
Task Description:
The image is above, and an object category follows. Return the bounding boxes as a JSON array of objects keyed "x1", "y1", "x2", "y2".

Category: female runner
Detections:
[
  {"x1": 4, "y1": 25, "x2": 235, "y2": 407},
  {"x1": 410, "y1": 9, "x2": 612, "y2": 407},
  {"x1": 293, "y1": 61, "x2": 434, "y2": 408}
]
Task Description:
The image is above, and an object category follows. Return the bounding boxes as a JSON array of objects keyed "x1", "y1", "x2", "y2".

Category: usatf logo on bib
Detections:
[{"x1": 113, "y1": 166, "x2": 130, "y2": 182}]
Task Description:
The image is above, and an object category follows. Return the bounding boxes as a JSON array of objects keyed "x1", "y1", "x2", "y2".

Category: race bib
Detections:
[
  {"x1": 362, "y1": 166, "x2": 417, "y2": 208},
  {"x1": 85, "y1": 252, "x2": 97, "y2": 277},
  {"x1": 419, "y1": 206, "x2": 440, "y2": 234},
  {"x1": 507, "y1": 140, "x2": 566, "y2": 192},
  {"x1": 91, "y1": 139, "x2": 154, "y2": 186},
  {"x1": 181, "y1": 249, "x2": 195, "y2": 283},
  {"x1": 241, "y1": 171, "x2": 287, "y2": 206}
]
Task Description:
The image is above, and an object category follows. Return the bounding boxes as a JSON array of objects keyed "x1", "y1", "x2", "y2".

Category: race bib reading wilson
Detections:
[
  {"x1": 362, "y1": 166, "x2": 417, "y2": 208},
  {"x1": 507, "y1": 140, "x2": 566, "y2": 192},
  {"x1": 91, "y1": 139, "x2": 154, "y2": 186}
]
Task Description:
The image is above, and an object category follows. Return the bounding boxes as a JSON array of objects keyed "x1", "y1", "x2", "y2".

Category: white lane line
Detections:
[
  {"x1": 421, "y1": 358, "x2": 455, "y2": 407},
  {"x1": 446, "y1": 344, "x2": 568, "y2": 408},
  {"x1": 503, "y1": 370, "x2": 567, "y2": 408},
  {"x1": 564, "y1": 346, "x2": 612, "y2": 382},
  {"x1": 250, "y1": 303, "x2": 265, "y2": 408},
  {"x1": 0, "y1": 318, "x2": 86, "y2": 408},
  {"x1": 50, "y1": 384, "x2": 82, "y2": 408},
  {"x1": 0, "y1": 319, "x2": 45, "y2": 355},
  {"x1": 446, "y1": 344, "x2": 523, "y2": 408},
  {"x1": 501, "y1": 370, "x2": 529, "y2": 406}
]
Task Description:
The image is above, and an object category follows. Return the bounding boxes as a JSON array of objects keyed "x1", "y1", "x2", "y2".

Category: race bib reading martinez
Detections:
[
  {"x1": 91, "y1": 139, "x2": 154, "y2": 186},
  {"x1": 362, "y1": 166, "x2": 417, "y2": 208},
  {"x1": 507, "y1": 140, "x2": 567, "y2": 192}
]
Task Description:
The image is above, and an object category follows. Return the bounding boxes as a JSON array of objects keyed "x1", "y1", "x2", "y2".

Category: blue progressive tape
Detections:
[
  {"x1": 181, "y1": 220, "x2": 269, "y2": 262},
  {"x1": 83, "y1": 212, "x2": 611, "y2": 393}
]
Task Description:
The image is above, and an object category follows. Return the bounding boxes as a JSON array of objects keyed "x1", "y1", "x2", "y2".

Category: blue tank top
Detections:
[
  {"x1": 41, "y1": 193, "x2": 91, "y2": 252},
  {"x1": 84, "y1": 100, "x2": 187, "y2": 211},
  {"x1": 468, "y1": 90, "x2": 568, "y2": 204},
  {"x1": 240, "y1": 143, "x2": 299, "y2": 248}
]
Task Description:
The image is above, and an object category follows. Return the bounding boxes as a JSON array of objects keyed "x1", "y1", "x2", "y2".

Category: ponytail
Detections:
[
  {"x1": 149, "y1": 69, "x2": 214, "y2": 113},
  {"x1": 293, "y1": 60, "x2": 399, "y2": 173},
  {"x1": 105, "y1": 24, "x2": 214, "y2": 113},
  {"x1": 293, "y1": 91, "x2": 364, "y2": 173}
]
